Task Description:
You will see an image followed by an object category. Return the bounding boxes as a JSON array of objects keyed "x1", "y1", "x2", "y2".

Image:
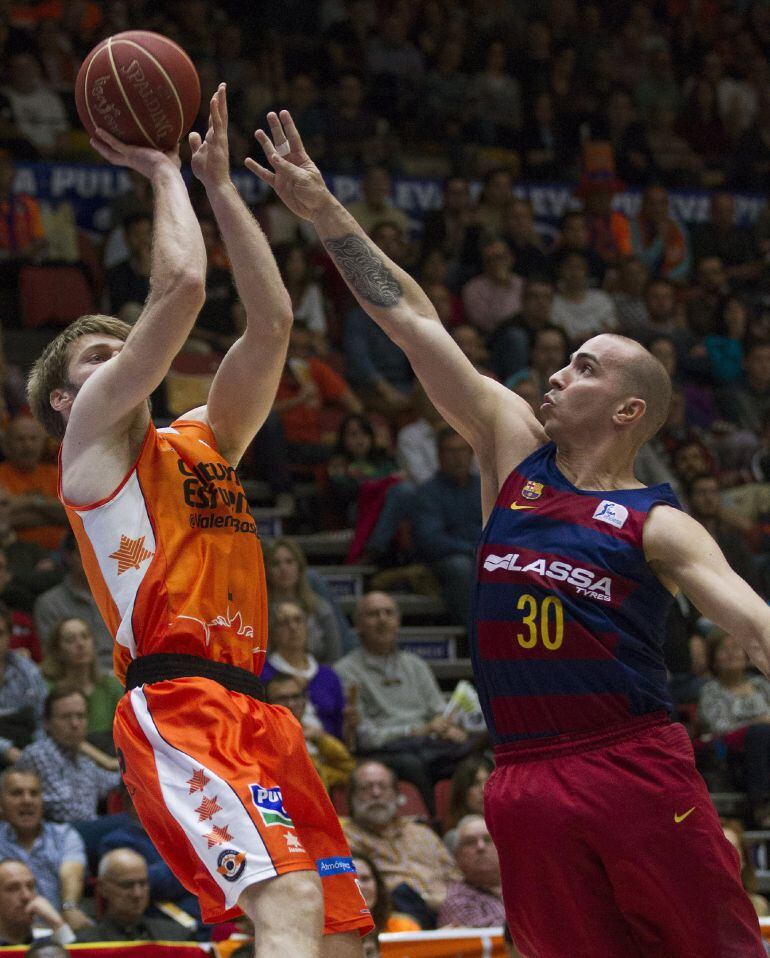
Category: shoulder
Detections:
[
  {"x1": 402, "y1": 818, "x2": 444, "y2": 846},
  {"x1": 312, "y1": 595, "x2": 336, "y2": 618},
  {"x1": 643, "y1": 503, "x2": 698, "y2": 554},
  {"x1": 333, "y1": 650, "x2": 363, "y2": 676},
  {"x1": 398, "y1": 650, "x2": 433, "y2": 675},
  {"x1": 46, "y1": 820, "x2": 82, "y2": 847},
  {"x1": 315, "y1": 665, "x2": 342, "y2": 687}
]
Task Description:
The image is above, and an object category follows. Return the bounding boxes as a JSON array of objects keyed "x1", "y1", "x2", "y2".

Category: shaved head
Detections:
[{"x1": 605, "y1": 334, "x2": 672, "y2": 443}]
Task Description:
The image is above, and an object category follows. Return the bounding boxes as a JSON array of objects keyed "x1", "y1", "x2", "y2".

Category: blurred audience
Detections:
[
  {"x1": 438, "y1": 815, "x2": 505, "y2": 928},
  {"x1": 75, "y1": 849, "x2": 194, "y2": 943},
  {"x1": 265, "y1": 672, "x2": 355, "y2": 790},
  {"x1": 341, "y1": 760, "x2": 461, "y2": 928}
]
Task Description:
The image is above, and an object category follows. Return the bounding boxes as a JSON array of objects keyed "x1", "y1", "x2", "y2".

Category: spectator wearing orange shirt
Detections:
[
  {"x1": 0, "y1": 151, "x2": 45, "y2": 259},
  {"x1": 0, "y1": 416, "x2": 65, "y2": 553},
  {"x1": 274, "y1": 324, "x2": 362, "y2": 466},
  {"x1": 0, "y1": 149, "x2": 46, "y2": 324}
]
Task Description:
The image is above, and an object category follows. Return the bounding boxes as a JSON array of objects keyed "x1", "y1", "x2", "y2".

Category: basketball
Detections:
[{"x1": 75, "y1": 31, "x2": 200, "y2": 151}]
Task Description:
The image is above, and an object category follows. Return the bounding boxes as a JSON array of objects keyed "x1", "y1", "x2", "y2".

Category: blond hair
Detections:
[
  {"x1": 264, "y1": 537, "x2": 319, "y2": 614},
  {"x1": 41, "y1": 616, "x2": 101, "y2": 684},
  {"x1": 27, "y1": 315, "x2": 132, "y2": 440}
]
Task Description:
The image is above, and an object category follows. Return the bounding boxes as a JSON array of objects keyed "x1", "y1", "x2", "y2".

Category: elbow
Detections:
[
  {"x1": 245, "y1": 293, "x2": 294, "y2": 338},
  {"x1": 176, "y1": 270, "x2": 207, "y2": 308},
  {"x1": 156, "y1": 268, "x2": 206, "y2": 308}
]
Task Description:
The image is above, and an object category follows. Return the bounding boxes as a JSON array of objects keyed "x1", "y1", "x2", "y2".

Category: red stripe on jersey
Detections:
[
  {"x1": 492, "y1": 692, "x2": 631, "y2": 738},
  {"x1": 501, "y1": 470, "x2": 648, "y2": 542},
  {"x1": 479, "y1": 543, "x2": 638, "y2": 608},
  {"x1": 478, "y1": 619, "x2": 620, "y2": 661}
]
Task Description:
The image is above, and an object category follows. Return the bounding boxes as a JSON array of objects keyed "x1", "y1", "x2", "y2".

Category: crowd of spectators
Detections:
[{"x1": 3, "y1": 0, "x2": 770, "y2": 953}]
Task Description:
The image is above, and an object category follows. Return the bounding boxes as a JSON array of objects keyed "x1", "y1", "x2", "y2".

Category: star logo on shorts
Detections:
[
  {"x1": 187, "y1": 769, "x2": 210, "y2": 794},
  {"x1": 195, "y1": 794, "x2": 222, "y2": 822},
  {"x1": 205, "y1": 824, "x2": 233, "y2": 848},
  {"x1": 109, "y1": 534, "x2": 154, "y2": 575}
]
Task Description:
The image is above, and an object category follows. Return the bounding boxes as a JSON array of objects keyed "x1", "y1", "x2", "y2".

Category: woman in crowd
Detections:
[
  {"x1": 41, "y1": 616, "x2": 122, "y2": 739},
  {"x1": 699, "y1": 629, "x2": 770, "y2": 825},
  {"x1": 274, "y1": 241, "x2": 328, "y2": 352},
  {"x1": 352, "y1": 852, "x2": 420, "y2": 935},
  {"x1": 444, "y1": 754, "x2": 494, "y2": 838},
  {"x1": 260, "y1": 599, "x2": 349, "y2": 742},
  {"x1": 264, "y1": 537, "x2": 342, "y2": 664},
  {"x1": 325, "y1": 414, "x2": 400, "y2": 528},
  {"x1": 705, "y1": 294, "x2": 749, "y2": 385}
]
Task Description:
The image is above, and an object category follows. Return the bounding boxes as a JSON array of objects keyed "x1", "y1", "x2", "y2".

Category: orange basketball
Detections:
[{"x1": 75, "y1": 30, "x2": 200, "y2": 151}]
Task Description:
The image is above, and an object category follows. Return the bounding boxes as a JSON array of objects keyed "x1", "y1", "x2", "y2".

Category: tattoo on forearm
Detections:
[{"x1": 325, "y1": 234, "x2": 403, "y2": 307}]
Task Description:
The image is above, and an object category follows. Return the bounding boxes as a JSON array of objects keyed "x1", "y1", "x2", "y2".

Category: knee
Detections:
[{"x1": 240, "y1": 868, "x2": 323, "y2": 930}]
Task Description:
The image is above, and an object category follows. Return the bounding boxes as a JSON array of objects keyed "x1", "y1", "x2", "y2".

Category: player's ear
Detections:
[
  {"x1": 49, "y1": 387, "x2": 74, "y2": 413},
  {"x1": 614, "y1": 396, "x2": 646, "y2": 427}
]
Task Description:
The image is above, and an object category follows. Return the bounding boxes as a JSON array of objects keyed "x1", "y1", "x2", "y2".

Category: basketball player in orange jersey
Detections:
[
  {"x1": 246, "y1": 111, "x2": 770, "y2": 957},
  {"x1": 26, "y1": 86, "x2": 371, "y2": 958}
]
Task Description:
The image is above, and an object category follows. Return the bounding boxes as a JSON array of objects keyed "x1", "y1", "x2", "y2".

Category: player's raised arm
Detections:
[
  {"x1": 246, "y1": 110, "x2": 545, "y2": 471},
  {"x1": 61, "y1": 131, "x2": 207, "y2": 444},
  {"x1": 645, "y1": 505, "x2": 770, "y2": 675},
  {"x1": 187, "y1": 85, "x2": 293, "y2": 465}
]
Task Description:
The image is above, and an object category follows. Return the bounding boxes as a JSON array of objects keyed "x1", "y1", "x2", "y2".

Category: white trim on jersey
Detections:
[
  {"x1": 129, "y1": 687, "x2": 278, "y2": 908},
  {"x1": 75, "y1": 472, "x2": 156, "y2": 656}
]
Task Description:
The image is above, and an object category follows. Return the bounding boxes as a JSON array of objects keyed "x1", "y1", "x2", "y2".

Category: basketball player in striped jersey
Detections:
[
  {"x1": 249, "y1": 110, "x2": 769, "y2": 957},
  {"x1": 26, "y1": 88, "x2": 371, "y2": 958}
]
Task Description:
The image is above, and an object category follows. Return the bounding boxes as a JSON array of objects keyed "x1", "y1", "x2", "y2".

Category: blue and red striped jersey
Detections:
[{"x1": 471, "y1": 442, "x2": 680, "y2": 745}]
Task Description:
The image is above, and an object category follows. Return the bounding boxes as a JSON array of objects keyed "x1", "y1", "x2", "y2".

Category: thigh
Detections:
[
  {"x1": 276, "y1": 725, "x2": 373, "y2": 937},
  {"x1": 485, "y1": 760, "x2": 644, "y2": 958},
  {"x1": 114, "y1": 682, "x2": 317, "y2": 924},
  {"x1": 581, "y1": 723, "x2": 765, "y2": 958}
]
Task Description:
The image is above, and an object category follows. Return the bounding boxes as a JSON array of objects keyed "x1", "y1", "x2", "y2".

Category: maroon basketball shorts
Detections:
[{"x1": 485, "y1": 715, "x2": 765, "y2": 958}]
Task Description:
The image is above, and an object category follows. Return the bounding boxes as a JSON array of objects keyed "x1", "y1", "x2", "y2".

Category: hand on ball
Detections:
[{"x1": 90, "y1": 126, "x2": 181, "y2": 178}]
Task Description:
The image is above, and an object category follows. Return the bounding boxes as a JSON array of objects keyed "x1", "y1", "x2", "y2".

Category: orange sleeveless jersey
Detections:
[{"x1": 59, "y1": 418, "x2": 267, "y2": 684}]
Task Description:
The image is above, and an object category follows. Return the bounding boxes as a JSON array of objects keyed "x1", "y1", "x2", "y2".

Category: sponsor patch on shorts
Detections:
[
  {"x1": 316, "y1": 856, "x2": 356, "y2": 876},
  {"x1": 249, "y1": 783, "x2": 295, "y2": 828},
  {"x1": 216, "y1": 849, "x2": 246, "y2": 881}
]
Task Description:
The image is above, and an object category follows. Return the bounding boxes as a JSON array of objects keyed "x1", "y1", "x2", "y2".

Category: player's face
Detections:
[
  {"x1": 66, "y1": 333, "x2": 127, "y2": 392},
  {"x1": 541, "y1": 336, "x2": 627, "y2": 440}
]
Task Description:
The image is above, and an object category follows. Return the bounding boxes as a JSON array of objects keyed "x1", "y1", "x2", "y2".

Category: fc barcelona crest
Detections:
[{"x1": 521, "y1": 481, "x2": 544, "y2": 500}]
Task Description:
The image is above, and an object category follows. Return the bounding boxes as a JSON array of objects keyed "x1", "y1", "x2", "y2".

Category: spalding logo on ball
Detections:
[{"x1": 75, "y1": 31, "x2": 201, "y2": 151}]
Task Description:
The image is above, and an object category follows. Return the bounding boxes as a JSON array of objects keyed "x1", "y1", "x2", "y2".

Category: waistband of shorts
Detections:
[
  {"x1": 493, "y1": 711, "x2": 670, "y2": 765},
  {"x1": 125, "y1": 653, "x2": 265, "y2": 700}
]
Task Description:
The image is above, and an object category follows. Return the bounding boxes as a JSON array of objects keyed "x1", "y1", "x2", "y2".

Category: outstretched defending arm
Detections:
[
  {"x1": 645, "y1": 506, "x2": 770, "y2": 676},
  {"x1": 188, "y1": 85, "x2": 293, "y2": 465},
  {"x1": 246, "y1": 111, "x2": 545, "y2": 479},
  {"x1": 63, "y1": 131, "x2": 206, "y2": 446}
]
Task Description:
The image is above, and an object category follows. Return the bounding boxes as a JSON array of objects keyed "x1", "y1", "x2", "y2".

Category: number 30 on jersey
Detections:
[{"x1": 515, "y1": 594, "x2": 564, "y2": 650}]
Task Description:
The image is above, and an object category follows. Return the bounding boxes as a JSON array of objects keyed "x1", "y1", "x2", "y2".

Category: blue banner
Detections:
[{"x1": 10, "y1": 162, "x2": 767, "y2": 239}]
